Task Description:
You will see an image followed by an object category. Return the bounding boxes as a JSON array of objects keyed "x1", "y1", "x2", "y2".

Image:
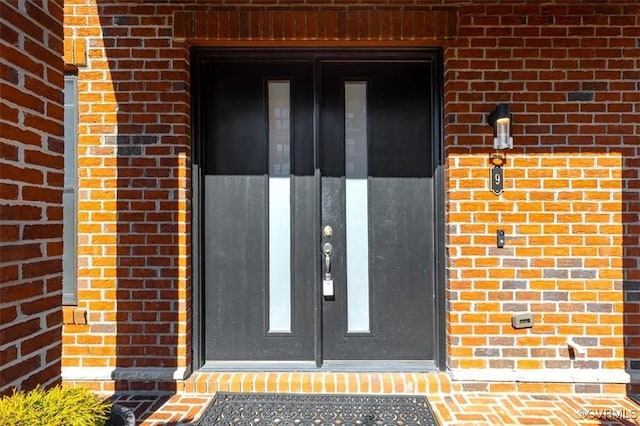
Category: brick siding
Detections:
[
  {"x1": 62, "y1": 0, "x2": 191, "y2": 390},
  {"x1": 60, "y1": 0, "x2": 640, "y2": 389},
  {"x1": 445, "y1": 1, "x2": 639, "y2": 381},
  {"x1": 0, "y1": 0, "x2": 65, "y2": 395}
]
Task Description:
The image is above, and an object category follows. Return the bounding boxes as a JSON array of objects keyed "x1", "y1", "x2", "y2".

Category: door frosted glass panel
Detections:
[
  {"x1": 344, "y1": 82, "x2": 370, "y2": 333},
  {"x1": 268, "y1": 81, "x2": 292, "y2": 333}
]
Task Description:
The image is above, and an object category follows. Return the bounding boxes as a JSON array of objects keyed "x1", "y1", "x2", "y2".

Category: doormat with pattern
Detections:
[{"x1": 196, "y1": 392, "x2": 440, "y2": 425}]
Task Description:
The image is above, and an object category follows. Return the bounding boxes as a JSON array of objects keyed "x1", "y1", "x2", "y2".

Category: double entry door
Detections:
[{"x1": 201, "y1": 50, "x2": 439, "y2": 366}]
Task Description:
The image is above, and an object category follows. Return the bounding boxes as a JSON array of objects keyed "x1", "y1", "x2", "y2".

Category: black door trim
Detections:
[
  {"x1": 199, "y1": 360, "x2": 438, "y2": 373},
  {"x1": 190, "y1": 47, "x2": 446, "y2": 372}
]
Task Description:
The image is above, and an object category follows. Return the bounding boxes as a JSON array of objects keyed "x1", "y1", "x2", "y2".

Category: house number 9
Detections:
[{"x1": 491, "y1": 165, "x2": 504, "y2": 195}]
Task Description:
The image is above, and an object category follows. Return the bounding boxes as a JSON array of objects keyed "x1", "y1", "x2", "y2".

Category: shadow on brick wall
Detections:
[
  {"x1": 88, "y1": 0, "x2": 640, "y2": 420},
  {"x1": 623, "y1": 153, "x2": 640, "y2": 395},
  {"x1": 95, "y1": 2, "x2": 191, "y2": 422}
]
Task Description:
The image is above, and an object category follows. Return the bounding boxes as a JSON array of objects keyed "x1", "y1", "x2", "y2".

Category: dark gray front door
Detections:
[
  {"x1": 201, "y1": 51, "x2": 438, "y2": 365},
  {"x1": 319, "y1": 61, "x2": 435, "y2": 361}
]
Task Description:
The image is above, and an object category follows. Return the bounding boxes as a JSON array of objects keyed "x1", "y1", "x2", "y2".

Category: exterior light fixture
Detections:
[
  {"x1": 487, "y1": 103, "x2": 513, "y2": 197},
  {"x1": 488, "y1": 103, "x2": 513, "y2": 150}
]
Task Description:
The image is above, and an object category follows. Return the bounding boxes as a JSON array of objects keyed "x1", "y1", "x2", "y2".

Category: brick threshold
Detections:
[{"x1": 182, "y1": 371, "x2": 452, "y2": 395}]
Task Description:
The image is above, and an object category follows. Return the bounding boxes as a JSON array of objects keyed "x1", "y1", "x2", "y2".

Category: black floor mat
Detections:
[{"x1": 196, "y1": 392, "x2": 440, "y2": 425}]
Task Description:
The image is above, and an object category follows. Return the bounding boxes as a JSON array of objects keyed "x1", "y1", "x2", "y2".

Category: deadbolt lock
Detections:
[{"x1": 323, "y1": 225, "x2": 333, "y2": 238}]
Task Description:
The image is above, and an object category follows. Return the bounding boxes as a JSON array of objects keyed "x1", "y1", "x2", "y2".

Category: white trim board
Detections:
[
  {"x1": 61, "y1": 367, "x2": 190, "y2": 382},
  {"x1": 449, "y1": 368, "x2": 634, "y2": 384}
]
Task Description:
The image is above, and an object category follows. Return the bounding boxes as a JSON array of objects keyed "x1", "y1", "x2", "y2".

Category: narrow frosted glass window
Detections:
[
  {"x1": 345, "y1": 82, "x2": 370, "y2": 333},
  {"x1": 268, "y1": 81, "x2": 292, "y2": 333}
]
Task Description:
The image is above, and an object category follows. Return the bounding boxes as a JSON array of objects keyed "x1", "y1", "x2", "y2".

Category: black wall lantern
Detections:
[
  {"x1": 487, "y1": 103, "x2": 513, "y2": 196},
  {"x1": 488, "y1": 103, "x2": 513, "y2": 150}
]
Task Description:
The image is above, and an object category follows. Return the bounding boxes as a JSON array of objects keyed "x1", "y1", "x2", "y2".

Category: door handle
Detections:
[
  {"x1": 323, "y1": 242, "x2": 332, "y2": 275},
  {"x1": 322, "y1": 242, "x2": 334, "y2": 297}
]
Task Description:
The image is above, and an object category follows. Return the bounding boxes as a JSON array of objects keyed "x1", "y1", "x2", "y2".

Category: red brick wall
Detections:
[
  {"x1": 0, "y1": 0, "x2": 65, "y2": 395},
  {"x1": 62, "y1": 0, "x2": 191, "y2": 391},
  {"x1": 62, "y1": 0, "x2": 640, "y2": 387},
  {"x1": 445, "y1": 1, "x2": 639, "y2": 383}
]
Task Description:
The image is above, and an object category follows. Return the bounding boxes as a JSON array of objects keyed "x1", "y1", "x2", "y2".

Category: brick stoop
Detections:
[{"x1": 99, "y1": 372, "x2": 640, "y2": 425}]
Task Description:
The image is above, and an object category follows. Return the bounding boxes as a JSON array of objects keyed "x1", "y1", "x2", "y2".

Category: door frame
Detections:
[{"x1": 190, "y1": 47, "x2": 446, "y2": 372}]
